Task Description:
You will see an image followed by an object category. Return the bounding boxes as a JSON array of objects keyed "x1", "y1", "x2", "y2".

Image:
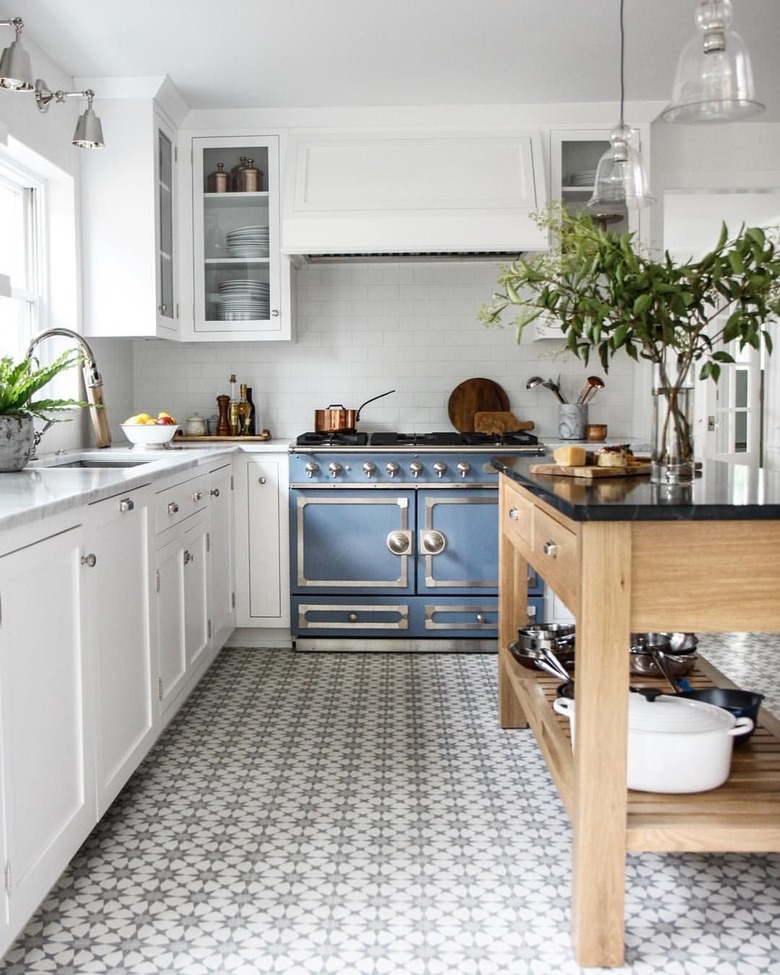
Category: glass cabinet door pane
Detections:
[{"x1": 157, "y1": 128, "x2": 174, "y2": 318}]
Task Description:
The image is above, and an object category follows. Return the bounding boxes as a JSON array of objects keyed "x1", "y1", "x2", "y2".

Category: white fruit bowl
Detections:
[{"x1": 120, "y1": 423, "x2": 180, "y2": 447}]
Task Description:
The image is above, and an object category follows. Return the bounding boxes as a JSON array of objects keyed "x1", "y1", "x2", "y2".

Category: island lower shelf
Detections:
[{"x1": 501, "y1": 647, "x2": 780, "y2": 853}]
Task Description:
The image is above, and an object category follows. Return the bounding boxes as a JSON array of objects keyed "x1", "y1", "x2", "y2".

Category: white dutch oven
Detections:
[{"x1": 553, "y1": 691, "x2": 753, "y2": 793}]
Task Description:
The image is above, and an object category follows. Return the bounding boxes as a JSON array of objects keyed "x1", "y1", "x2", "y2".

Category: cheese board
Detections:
[{"x1": 530, "y1": 461, "x2": 651, "y2": 479}]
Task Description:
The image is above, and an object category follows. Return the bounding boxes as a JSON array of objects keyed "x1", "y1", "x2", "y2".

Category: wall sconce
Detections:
[
  {"x1": 35, "y1": 79, "x2": 105, "y2": 148},
  {"x1": 1, "y1": 16, "x2": 105, "y2": 148},
  {"x1": 0, "y1": 17, "x2": 33, "y2": 90}
]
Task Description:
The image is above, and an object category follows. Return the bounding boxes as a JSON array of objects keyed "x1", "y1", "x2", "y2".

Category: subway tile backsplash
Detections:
[{"x1": 133, "y1": 262, "x2": 644, "y2": 442}]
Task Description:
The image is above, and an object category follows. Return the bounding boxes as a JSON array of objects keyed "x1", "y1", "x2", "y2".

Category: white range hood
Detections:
[{"x1": 282, "y1": 129, "x2": 549, "y2": 263}]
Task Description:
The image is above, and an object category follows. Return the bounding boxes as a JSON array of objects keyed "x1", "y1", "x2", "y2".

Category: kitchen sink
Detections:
[{"x1": 40, "y1": 459, "x2": 151, "y2": 469}]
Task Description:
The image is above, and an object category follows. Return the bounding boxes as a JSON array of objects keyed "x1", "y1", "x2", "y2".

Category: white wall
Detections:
[{"x1": 133, "y1": 261, "x2": 641, "y2": 443}]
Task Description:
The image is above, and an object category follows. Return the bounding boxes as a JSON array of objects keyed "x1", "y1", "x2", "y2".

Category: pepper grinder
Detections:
[{"x1": 216, "y1": 394, "x2": 231, "y2": 436}]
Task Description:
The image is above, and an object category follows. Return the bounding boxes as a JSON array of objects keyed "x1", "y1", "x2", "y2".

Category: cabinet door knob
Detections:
[
  {"x1": 258, "y1": 476, "x2": 267, "y2": 485},
  {"x1": 508, "y1": 507, "x2": 519, "y2": 520},
  {"x1": 81, "y1": 553, "x2": 97, "y2": 568},
  {"x1": 271, "y1": 309, "x2": 279, "y2": 317},
  {"x1": 543, "y1": 540, "x2": 558, "y2": 558},
  {"x1": 210, "y1": 487, "x2": 220, "y2": 497},
  {"x1": 167, "y1": 501, "x2": 179, "y2": 515},
  {"x1": 193, "y1": 491, "x2": 203, "y2": 502},
  {"x1": 119, "y1": 498, "x2": 135, "y2": 513},
  {"x1": 183, "y1": 550, "x2": 193, "y2": 564}
]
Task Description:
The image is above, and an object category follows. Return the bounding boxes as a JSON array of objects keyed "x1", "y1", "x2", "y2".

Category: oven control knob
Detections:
[
  {"x1": 304, "y1": 462, "x2": 320, "y2": 477},
  {"x1": 362, "y1": 461, "x2": 377, "y2": 477},
  {"x1": 409, "y1": 461, "x2": 423, "y2": 478},
  {"x1": 457, "y1": 461, "x2": 472, "y2": 478},
  {"x1": 327, "y1": 461, "x2": 343, "y2": 478},
  {"x1": 386, "y1": 462, "x2": 401, "y2": 478},
  {"x1": 433, "y1": 461, "x2": 447, "y2": 478}
]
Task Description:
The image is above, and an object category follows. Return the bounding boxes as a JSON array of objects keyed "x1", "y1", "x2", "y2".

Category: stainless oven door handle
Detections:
[
  {"x1": 386, "y1": 529, "x2": 413, "y2": 555},
  {"x1": 420, "y1": 529, "x2": 447, "y2": 555}
]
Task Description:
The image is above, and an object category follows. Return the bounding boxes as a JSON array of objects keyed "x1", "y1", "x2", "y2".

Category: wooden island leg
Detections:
[
  {"x1": 570, "y1": 521, "x2": 632, "y2": 967},
  {"x1": 498, "y1": 527, "x2": 530, "y2": 728}
]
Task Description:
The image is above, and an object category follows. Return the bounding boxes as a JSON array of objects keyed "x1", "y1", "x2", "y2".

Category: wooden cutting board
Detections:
[
  {"x1": 448, "y1": 378, "x2": 510, "y2": 432},
  {"x1": 530, "y1": 462, "x2": 651, "y2": 479}
]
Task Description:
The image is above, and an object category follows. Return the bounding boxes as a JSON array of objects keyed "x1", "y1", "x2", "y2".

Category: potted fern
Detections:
[
  {"x1": 480, "y1": 207, "x2": 780, "y2": 482},
  {"x1": 0, "y1": 350, "x2": 87, "y2": 471}
]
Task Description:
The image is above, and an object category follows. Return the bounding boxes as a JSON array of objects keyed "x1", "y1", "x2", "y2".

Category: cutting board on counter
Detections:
[
  {"x1": 448, "y1": 378, "x2": 510, "y2": 432},
  {"x1": 530, "y1": 461, "x2": 651, "y2": 479}
]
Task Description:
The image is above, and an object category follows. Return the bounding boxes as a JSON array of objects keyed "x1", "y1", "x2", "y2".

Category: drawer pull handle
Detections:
[
  {"x1": 476, "y1": 612, "x2": 486, "y2": 624},
  {"x1": 81, "y1": 553, "x2": 97, "y2": 568},
  {"x1": 210, "y1": 488, "x2": 220, "y2": 497},
  {"x1": 193, "y1": 491, "x2": 203, "y2": 502},
  {"x1": 119, "y1": 498, "x2": 134, "y2": 513},
  {"x1": 543, "y1": 540, "x2": 558, "y2": 558},
  {"x1": 508, "y1": 507, "x2": 519, "y2": 520},
  {"x1": 168, "y1": 501, "x2": 179, "y2": 515},
  {"x1": 348, "y1": 613, "x2": 358, "y2": 623}
]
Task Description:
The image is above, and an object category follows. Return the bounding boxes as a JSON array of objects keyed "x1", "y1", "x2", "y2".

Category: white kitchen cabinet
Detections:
[
  {"x1": 155, "y1": 471, "x2": 210, "y2": 718},
  {"x1": 181, "y1": 134, "x2": 292, "y2": 341},
  {"x1": 233, "y1": 452, "x2": 290, "y2": 629},
  {"x1": 80, "y1": 82, "x2": 184, "y2": 338},
  {"x1": 535, "y1": 127, "x2": 649, "y2": 340},
  {"x1": 82, "y1": 485, "x2": 155, "y2": 817},
  {"x1": 207, "y1": 462, "x2": 235, "y2": 650},
  {"x1": 0, "y1": 520, "x2": 93, "y2": 952}
]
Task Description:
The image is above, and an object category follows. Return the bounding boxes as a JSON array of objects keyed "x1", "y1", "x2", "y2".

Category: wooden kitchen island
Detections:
[{"x1": 492, "y1": 456, "x2": 780, "y2": 968}]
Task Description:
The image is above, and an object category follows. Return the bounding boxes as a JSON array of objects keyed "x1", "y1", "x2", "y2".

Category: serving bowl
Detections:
[{"x1": 120, "y1": 423, "x2": 180, "y2": 447}]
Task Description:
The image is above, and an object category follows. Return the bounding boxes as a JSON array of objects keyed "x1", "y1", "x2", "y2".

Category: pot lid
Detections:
[{"x1": 628, "y1": 692, "x2": 736, "y2": 734}]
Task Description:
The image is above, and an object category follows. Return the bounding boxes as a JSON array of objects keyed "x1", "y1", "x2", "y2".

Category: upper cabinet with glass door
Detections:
[
  {"x1": 188, "y1": 136, "x2": 290, "y2": 341},
  {"x1": 80, "y1": 95, "x2": 181, "y2": 339},
  {"x1": 535, "y1": 128, "x2": 648, "y2": 339}
]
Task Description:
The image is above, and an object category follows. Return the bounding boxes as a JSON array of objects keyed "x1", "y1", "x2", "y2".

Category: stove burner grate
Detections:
[
  {"x1": 296, "y1": 431, "x2": 368, "y2": 447},
  {"x1": 369, "y1": 431, "x2": 463, "y2": 447}
]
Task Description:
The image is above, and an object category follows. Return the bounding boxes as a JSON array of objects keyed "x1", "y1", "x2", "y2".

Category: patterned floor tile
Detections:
[{"x1": 0, "y1": 641, "x2": 779, "y2": 974}]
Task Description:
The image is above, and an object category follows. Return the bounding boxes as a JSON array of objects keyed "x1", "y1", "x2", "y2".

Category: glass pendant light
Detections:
[
  {"x1": 589, "y1": 0, "x2": 653, "y2": 214},
  {"x1": 662, "y1": 0, "x2": 764, "y2": 123}
]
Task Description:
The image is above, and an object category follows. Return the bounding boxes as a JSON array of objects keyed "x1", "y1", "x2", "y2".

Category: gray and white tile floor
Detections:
[{"x1": 1, "y1": 636, "x2": 780, "y2": 975}]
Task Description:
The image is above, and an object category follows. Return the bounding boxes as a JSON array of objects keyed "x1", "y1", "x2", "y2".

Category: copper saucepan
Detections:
[{"x1": 314, "y1": 389, "x2": 395, "y2": 433}]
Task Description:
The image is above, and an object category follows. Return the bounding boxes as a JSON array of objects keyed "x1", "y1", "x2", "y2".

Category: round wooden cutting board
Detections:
[{"x1": 447, "y1": 378, "x2": 510, "y2": 432}]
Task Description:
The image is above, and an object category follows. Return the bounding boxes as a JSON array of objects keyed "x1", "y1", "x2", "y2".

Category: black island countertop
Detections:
[{"x1": 491, "y1": 453, "x2": 780, "y2": 522}]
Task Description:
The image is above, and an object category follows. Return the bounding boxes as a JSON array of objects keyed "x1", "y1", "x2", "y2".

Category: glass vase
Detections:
[{"x1": 651, "y1": 360, "x2": 695, "y2": 484}]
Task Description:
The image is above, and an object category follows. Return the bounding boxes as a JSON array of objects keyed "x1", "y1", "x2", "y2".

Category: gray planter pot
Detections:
[{"x1": 0, "y1": 414, "x2": 35, "y2": 472}]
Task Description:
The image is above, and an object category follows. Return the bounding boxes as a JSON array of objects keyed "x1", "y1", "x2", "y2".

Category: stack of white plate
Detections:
[
  {"x1": 226, "y1": 225, "x2": 270, "y2": 258},
  {"x1": 567, "y1": 170, "x2": 597, "y2": 188},
  {"x1": 216, "y1": 279, "x2": 270, "y2": 320}
]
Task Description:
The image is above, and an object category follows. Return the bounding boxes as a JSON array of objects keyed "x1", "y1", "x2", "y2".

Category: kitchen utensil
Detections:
[
  {"x1": 447, "y1": 378, "x2": 510, "y2": 432},
  {"x1": 674, "y1": 687, "x2": 763, "y2": 740},
  {"x1": 629, "y1": 632, "x2": 698, "y2": 679},
  {"x1": 526, "y1": 375, "x2": 566, "y2": 403},
  {"x1": 553, "y1": 691, "x2": 753, "y2": 793},
  {"x1": 544, "y1": 377, "x2": 566, "y2": 403},
  {"x1": 577, "y1": 376, "x2": 605, "y2": 405},
  {"x1": 314, "y1": 389, "x2": 395, "y2": 433},
  {"x1": 508, "y1": 642, "x2": 573, "y2": 681}
]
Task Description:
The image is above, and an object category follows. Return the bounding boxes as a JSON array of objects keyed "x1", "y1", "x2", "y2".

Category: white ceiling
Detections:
[{"x1": 4, "y1": 0, "x2": 780, "y2": 120}]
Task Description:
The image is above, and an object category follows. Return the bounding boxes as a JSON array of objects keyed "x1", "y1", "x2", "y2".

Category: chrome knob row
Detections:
[{"x1": 299, "y1": 457, "x2": 480, "y2": 480}]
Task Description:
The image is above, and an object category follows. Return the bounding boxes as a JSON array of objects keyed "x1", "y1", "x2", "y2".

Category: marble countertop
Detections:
[
  {"x1": 492, "y1": 453, "x2": 780, "y2": 522},
  {"x1": 0, "y1": 440, "x2": 292, "y2": 533}
]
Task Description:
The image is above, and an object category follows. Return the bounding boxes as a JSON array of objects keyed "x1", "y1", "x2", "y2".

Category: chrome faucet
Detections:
[{"x1": 25, "y1": 327, "x2": 112, "y2": 448}]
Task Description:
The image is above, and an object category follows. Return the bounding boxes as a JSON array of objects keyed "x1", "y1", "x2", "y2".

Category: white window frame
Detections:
[{"x1": 0, "y1": 156, "x2": 46, "y2": 359}]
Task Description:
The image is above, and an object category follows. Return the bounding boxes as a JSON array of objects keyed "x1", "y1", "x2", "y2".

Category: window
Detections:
[{"x1": 0, "y1": 162, "x2": 43, "y2": 359}]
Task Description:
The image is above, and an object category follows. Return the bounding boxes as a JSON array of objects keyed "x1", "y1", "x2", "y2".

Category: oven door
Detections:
[
  {"x1": 290, "y1": 489, "x2": 416, "y2": 594},
  {"x1": 416, "y1": 490, "x2": 498, "y2": 593}
]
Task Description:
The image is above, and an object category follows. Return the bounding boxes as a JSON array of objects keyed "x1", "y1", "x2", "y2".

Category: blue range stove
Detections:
[{"x1": 288, "y1": 430, "x2": 545, "y2": 651}]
